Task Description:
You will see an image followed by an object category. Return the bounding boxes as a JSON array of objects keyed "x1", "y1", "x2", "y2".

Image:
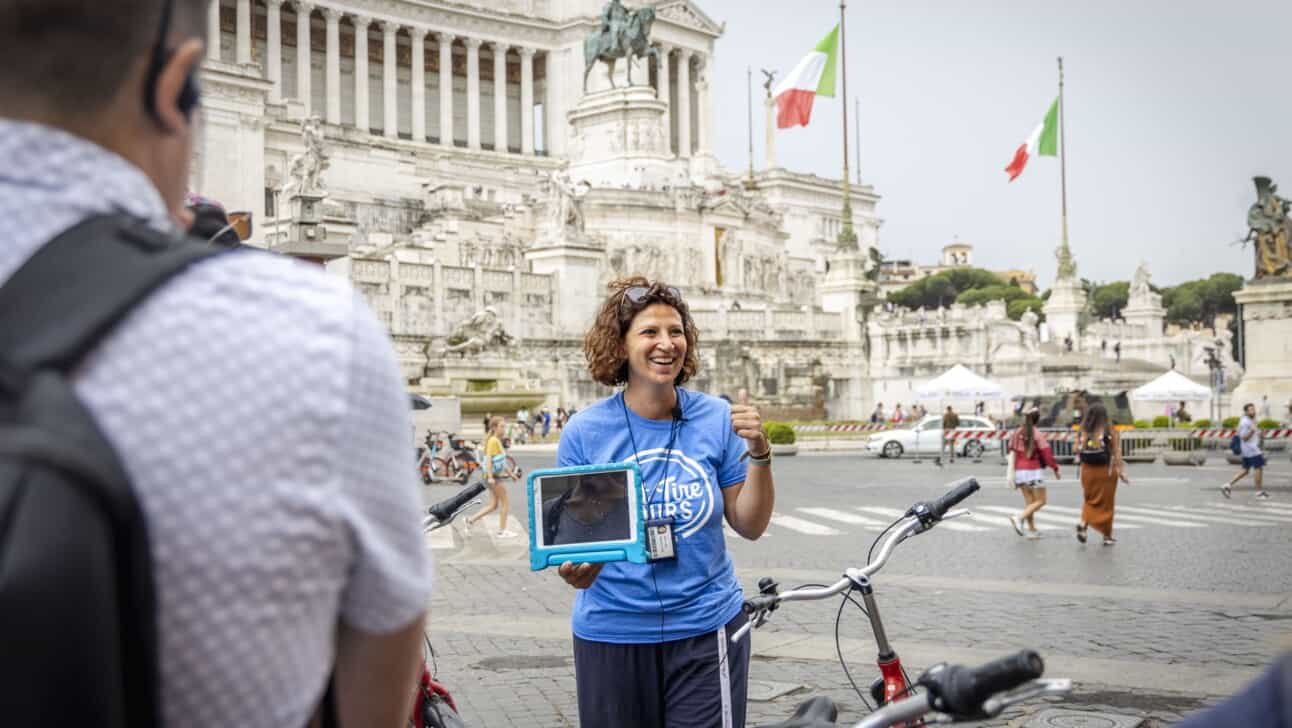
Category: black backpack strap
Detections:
[{"x1": 0, "y1": 213, "x2": 229, "y2": 375}]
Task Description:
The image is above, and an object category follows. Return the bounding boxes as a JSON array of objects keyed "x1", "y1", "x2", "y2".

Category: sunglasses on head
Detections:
[{"x1": 620, "y1": 284, "x2": 682, "y2": 309}]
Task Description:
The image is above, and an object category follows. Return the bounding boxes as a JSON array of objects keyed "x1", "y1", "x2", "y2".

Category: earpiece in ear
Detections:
[{"x1": 178, "y1": 73, "x2": 200, "y2": 118}]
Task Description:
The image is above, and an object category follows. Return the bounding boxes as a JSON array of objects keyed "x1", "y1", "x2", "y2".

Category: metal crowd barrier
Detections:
[{"x1": 995, "y1": 428, "x2": 1289, "y2": 466}]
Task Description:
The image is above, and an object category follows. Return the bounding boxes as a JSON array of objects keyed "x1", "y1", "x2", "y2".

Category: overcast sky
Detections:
[{"x1": 697, "y1": 0, "x2": 1292, "y2": 289}]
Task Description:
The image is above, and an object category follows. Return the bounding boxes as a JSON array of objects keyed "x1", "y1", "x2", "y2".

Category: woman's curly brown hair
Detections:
[{"x1": 584, "y1": 276, "x2": 701, "y2": 387}]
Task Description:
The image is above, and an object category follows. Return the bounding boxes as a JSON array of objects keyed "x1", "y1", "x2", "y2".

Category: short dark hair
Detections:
[{"x1": 0, "y1": 0, "x2": 207, "y2": 116}]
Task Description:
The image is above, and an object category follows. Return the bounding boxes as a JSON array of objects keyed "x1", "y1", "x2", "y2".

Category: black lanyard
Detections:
[{"x1": 620, "y1": 388, "x2": 681, "y2": 506}]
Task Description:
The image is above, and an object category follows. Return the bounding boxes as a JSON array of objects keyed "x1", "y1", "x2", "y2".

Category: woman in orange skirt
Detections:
[{"x1": 1076, "y1": 403, "x2": 1130, "y2": 546}]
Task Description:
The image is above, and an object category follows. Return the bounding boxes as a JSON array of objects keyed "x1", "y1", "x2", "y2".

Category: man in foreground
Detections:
[{"x1": 0, "y1": 1, "x2": 430, "y2": 725}]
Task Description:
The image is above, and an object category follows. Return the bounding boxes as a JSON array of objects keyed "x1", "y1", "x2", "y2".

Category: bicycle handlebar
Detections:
[
  {"x1": 847, "y1": 651, "x2": 1053, "y2": 728},
  {"x1": 732, "y1": 479, "x2": 981, "y2": 644},
  {"x1": 927, "y1": 477, "x2": 979, "y2": 521}
]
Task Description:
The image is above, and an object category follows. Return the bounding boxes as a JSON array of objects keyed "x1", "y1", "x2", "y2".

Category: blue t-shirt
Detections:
[{"x1": 557, "y1": 388, "x2": 749, "y2": 643}]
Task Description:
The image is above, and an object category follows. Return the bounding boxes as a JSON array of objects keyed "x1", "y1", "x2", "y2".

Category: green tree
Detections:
[
  {"x1": 887, "y1": 268, "x2": 1004, "y2": 309},
  {"x1": 1007, "y1": 296, "x2": 1046, "y2": 321},
  {"x1": 955, "y1": 284, "x2": 1031, "y2": 307},
  {"x1": 1089, "y1": 281, "x2": 1129, "y2": 320},
  {"x1": 1160, "y1": 273, "x2": 1243, "y2": 327}
]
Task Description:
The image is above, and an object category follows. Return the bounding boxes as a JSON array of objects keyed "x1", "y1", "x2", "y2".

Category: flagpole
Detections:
[
  {"x1": 838, "y1": 0, "x2": 858, "y2": 249},
  {"x1": 855, "y1": 96, "x2": 861, "y2": 185},
  {"x1": 1058, "y1": 56, "x2": 1070, "y2": 259},
  {"x1": 747, "y1": 66, "x2": 755, "y2": 184}
]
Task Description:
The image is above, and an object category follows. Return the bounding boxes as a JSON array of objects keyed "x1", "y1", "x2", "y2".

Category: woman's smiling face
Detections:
[{"x1": 622, "y1": 303, "x2": 686, "y2": 388}]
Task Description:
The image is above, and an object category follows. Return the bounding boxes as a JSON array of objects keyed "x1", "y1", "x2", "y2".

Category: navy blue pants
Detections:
[{"x1": 573, "y1": 611, "x2": 750, "y2": 728}]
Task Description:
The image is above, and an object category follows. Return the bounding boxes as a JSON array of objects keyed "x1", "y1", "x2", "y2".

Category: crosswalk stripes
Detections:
[
  {"x1": 797, "y1": 507, "x2": 890, "y2": 529},
  {"x1": 1160, "y1": 504, "x2": 1290, "y2": 526},
  {"x1": 859, "y1": 506, "x2": 991, "y2": 532},
  {"x1": 1206, "y1": 503, "x2": 1292, "y2": 523},
  {"x1": 976, "y1": 505, "x2": 1144, "y2": 530},
  {"x1": 728, "y1": 502, "x2": 1287, "y2": 541},
  {"x1": 769, "y1": 513, "x2": 844, "y2": 536},
  {"x1": 1120, "y1": 505, "x2": 1258, "y2": 527},
  {"x1": 1039, "y1": 504, "x2": 1206, "y2": 528}
]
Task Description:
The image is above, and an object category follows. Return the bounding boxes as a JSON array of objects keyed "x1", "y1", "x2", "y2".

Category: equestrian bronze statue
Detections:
[{"x1": 583, "y1": 0, "x2": 659, "y2": 93}]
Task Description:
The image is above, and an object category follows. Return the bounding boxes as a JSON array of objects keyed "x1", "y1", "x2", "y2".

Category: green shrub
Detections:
[
  {"x1": 1133, "y1": 420, "x2": 1151, "y2": 429},
  {"x1": 763, "y1": 421, "x2": 796, "y2": 445},
  {"x1": 1151, "y1": 415, "x2": 1171, "y2": 428},
  {"x1": 1192, "y1": 418, "x2": 1212, "y2": 428},
  {"x1": 1258, "y1": 418, "x2": 1281, "y2": 430},
  {"x1": 1222, "y1": 416, "x2": 1240, "y2": 428}
]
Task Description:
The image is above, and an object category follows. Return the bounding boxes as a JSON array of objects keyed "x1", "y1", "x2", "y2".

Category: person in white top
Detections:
[
  {"x1": 0, "y1": 2, "x2": 431, "y2": 725},
  {"x1": 1223, "y1": 403, "x2": 1271, "y2": 500}
]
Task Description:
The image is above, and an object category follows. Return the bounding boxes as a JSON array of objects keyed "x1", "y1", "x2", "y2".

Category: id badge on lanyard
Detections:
[{"x1": 645, "y1": 516, "x2": 677, "y2": 561}]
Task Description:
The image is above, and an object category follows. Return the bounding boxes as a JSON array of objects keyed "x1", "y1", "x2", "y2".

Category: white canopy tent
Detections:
[
  {"x1": 915, "y1": 364, "x2": 1009, "y2": 402},
  {"x1": 1130, "y1": 370, "x2": 1212, "y2": 402}
]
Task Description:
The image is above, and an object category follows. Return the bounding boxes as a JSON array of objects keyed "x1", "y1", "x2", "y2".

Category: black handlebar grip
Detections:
[
  {"x1": 929, "y1": 477, "x2": 980, "y2": 519},
  {"x1": 743, "y1": 595, "x2": 777, "y2": 614},
  {"x1": 968, "y1": 649, "x2": 1043, "y2": 700},
  {"x1": 933, "y1": 650, "x2": 1044, "y2": 715}
]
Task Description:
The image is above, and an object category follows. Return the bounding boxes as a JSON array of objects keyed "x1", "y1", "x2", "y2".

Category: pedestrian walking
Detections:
[
  {"x1": 0, "y1": 5, "x2": 429, "y2": 723},
  {"x1": 1260, "y1": 395, "x2": 1271, "y2": 420},
  {"x1": 1175, "y1": 400, "x2": 1191, "y2": 424},
  {"x1": 871, "y1": 402, "x2": 885, "y2": 424},
  {"x1": 556, "y1": 406, "x2": 568, "y2": 430},
  {"x1": 1114, "y1": 342, "x2": 1122, "y2": 363},
  {"x1": 892, "y1": 403, "x2": 905, "y2": 424},
  {"x1": 1075, "y1": 403, "x2": 1129, "y2": 546},
  {"x1": 939, "y1": 405, "x2": 961, "y2": 464},
  {"x1": 542, "y1": 407, "x2": 552, "y2": 438},
  {"x1": 556, "y1": 277, "x2": 774, "y2": 728},
  {"x1": 1006, "y1": 409, "x2": 1060, "y2": 539},
  {"x1": 467, "y1": 416, "x2": 519, "y2": 537},
  {"x1": 483, "y1": 411, "x2": 493, "y2": 433},
  {"x1": 1223, "y1": 403, "x2": 1271, "y2": 499}
]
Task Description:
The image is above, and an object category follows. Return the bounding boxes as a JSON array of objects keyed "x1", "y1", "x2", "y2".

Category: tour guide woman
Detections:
[{"x1": 556, "y1": 277, "x2": 774, "y2": 728}]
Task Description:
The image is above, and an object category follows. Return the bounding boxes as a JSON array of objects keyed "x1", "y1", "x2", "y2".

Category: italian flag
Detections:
[
  {"x1": 772, "y1": 25, "x2": 839, "y2": 129},
  {"x1": 1004, "y1": 97, "x2": 1059, "y2": 181}
]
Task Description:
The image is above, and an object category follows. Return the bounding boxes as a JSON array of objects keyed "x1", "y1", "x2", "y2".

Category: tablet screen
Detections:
[{"x1": 536, "y1": 469, "x2": 633, "y2": 547}]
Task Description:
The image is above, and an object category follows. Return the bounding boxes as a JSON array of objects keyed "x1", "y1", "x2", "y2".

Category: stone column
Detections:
[
  {"x1": 764, "y1": 96, "x2": 777, "y2": 168},
  {"x1": 696, "y1": 54, "x2": 713, "y2": 155},
  {"x1": 492, "y1": 43, "x2": 509, "y2": 153},
  {"x1": 656, "y1": 43, "x2": 672, "y2": 155},
  {"x1": 295, "y1": 2, "x2": 313, "y2": 114},
  {"x1": 676, "y1": 48, "x2": 692, "y2": 158},
  {"x1": 519, "y1": 47, "x2": 535, "y2": 155},
  {"x1": 207, "y1": 0, "x2": 221, "y2": 62},
  {"x1": 353, "y1": 15, "x2": 370, "y2": 132},
  {"x1": 236, "y1": 0, "x2": 251, "y2": 64},
  {"x1": 410, "y1": 28, "x2": 427, "y2": 142},
  {"x1": 465, "y1": 38, "x2": 482, "y2": 150},
  {"x1": 265, "y1": 0, "x2": 284, "y2": 102},
  {"x1": 437, "y1": 33, "x2": 455, "y2": 147},
  {"x1": 382, "y1": 21, "x2": 398, "y2": 139},
  {"x1": 324, "y1": 8, "x2": 342, "y2": 124}
]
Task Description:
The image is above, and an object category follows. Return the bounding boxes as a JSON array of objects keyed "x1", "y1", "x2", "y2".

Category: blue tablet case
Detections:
[{"x1": 527, "y1": 462, "x2": 648, "y2": 571}]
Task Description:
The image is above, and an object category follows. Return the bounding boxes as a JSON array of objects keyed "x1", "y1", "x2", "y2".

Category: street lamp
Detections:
[{"x1": 1203, "y1": 345, "x2": 1223, "y2": 423}]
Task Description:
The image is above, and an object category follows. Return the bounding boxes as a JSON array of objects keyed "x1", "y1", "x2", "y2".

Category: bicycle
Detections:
[
  {"x1": 736, "y1": 477, "x2": 1070, "y2": 727},
  {"x1": 418, "y1": 431, "x2": 457, "y2": 485}
]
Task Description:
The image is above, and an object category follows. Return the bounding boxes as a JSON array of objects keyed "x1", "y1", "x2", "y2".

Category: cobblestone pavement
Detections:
[{"x1": 423, "y1": 454, "x2": 1292, "y2": 727}]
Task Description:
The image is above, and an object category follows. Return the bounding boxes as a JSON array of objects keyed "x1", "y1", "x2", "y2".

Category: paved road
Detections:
[{"x1": 422, "y1": 451, "x2": 1292, "y2": 727}]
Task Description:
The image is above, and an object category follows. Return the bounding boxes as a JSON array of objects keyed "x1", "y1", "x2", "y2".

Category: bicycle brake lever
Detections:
[
  {"x1": 942, "y1": 508, "x2": 971, "y2": 521},
  {"x1": 980, "y1": 679, "x2": 1072, "y2": 716}
]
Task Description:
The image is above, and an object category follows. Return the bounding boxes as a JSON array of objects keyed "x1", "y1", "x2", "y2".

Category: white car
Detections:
[{"x1": 864, "y1": 414, "x2": 997, "y2": 459}]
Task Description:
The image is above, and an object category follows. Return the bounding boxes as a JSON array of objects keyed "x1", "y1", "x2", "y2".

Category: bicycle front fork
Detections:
[{"x1": 853, "y1": 576, "x2": 910, "y2": 708}]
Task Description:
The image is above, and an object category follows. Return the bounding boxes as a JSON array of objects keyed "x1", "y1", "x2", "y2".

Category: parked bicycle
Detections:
[
  {"x1": 738, "y1": 477, "x2": 1071, "y2": 726},
  {"x1": 419, "y1": 432, "x2": 520, "y2": 485}
]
